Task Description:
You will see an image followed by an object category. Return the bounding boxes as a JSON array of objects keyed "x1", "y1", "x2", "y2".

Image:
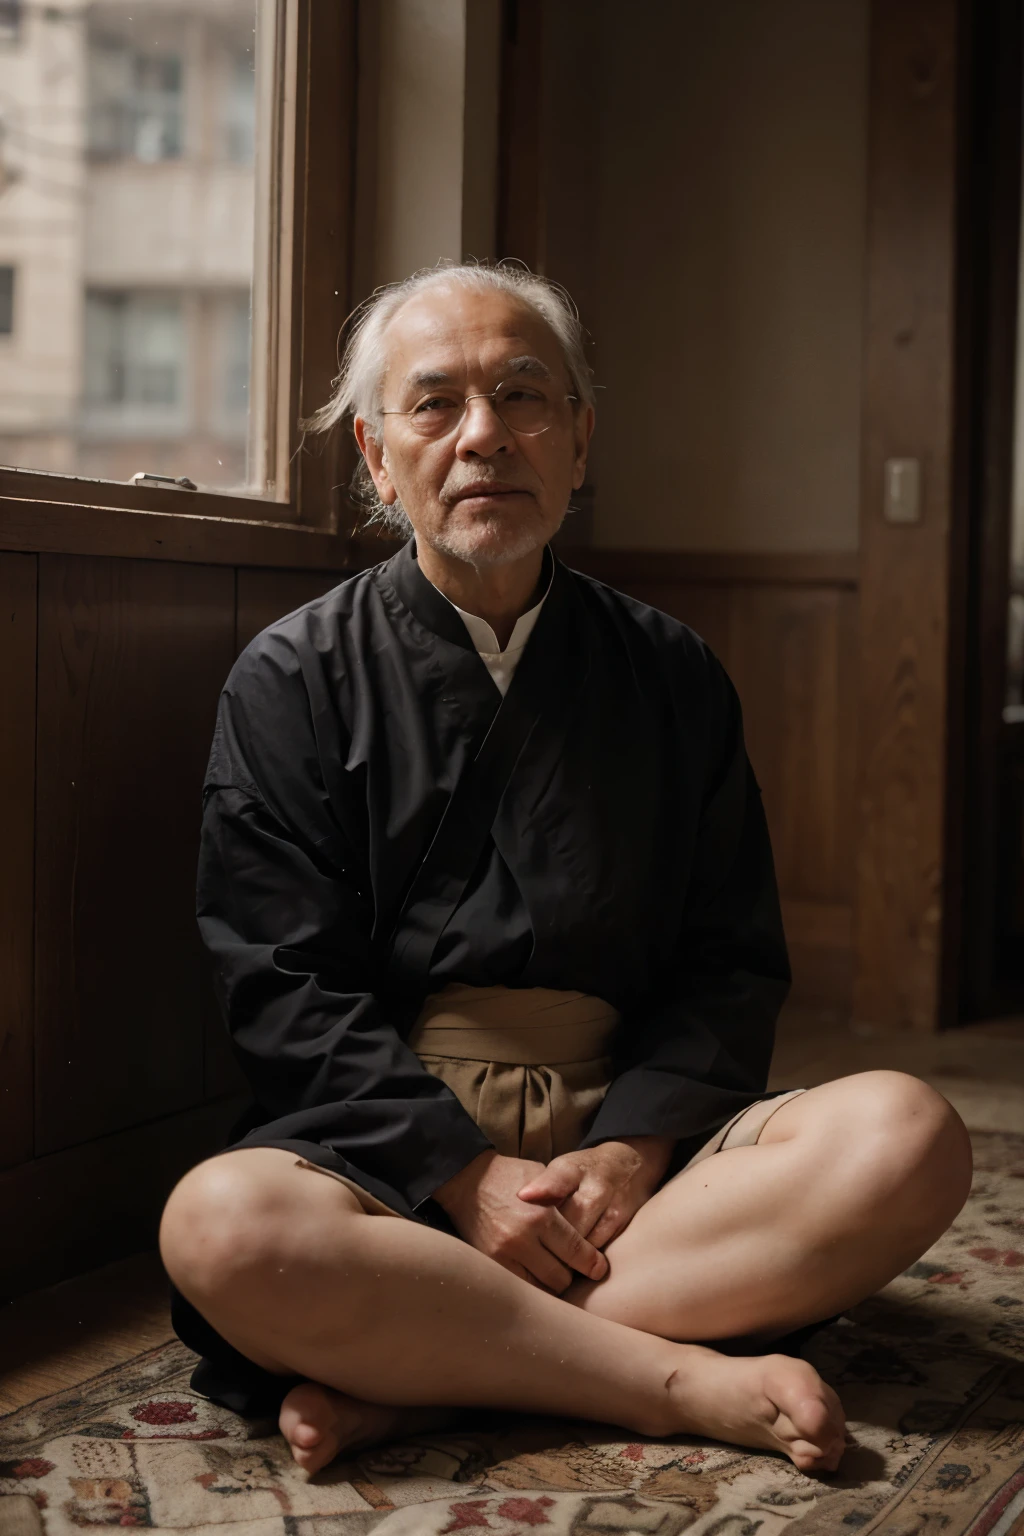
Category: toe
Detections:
[
  {"x1": 279, "y1": 1383, "x2": 350, "y2": 1476},
  {"x1": 289, "y1": 1420, "x2": 324, "y2": 1449},
  {"x1": 761, "y1": 1359, "x2": 847, "y2": 1472}
]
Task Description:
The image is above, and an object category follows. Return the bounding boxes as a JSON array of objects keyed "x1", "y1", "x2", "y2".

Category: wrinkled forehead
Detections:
[{"x1": 380, "y1": 286, "x2": 568, "y2": 392}]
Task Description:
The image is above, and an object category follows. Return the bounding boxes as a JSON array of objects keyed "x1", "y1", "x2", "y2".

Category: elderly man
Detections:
[{"x1": 160, "y1": 261, "x2": 972, "y2": 1481}]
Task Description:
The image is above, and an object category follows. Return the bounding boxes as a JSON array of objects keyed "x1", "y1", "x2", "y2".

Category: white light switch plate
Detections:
[{"x1": 883, "y1": 457, "x2": 921, "y2": 523}]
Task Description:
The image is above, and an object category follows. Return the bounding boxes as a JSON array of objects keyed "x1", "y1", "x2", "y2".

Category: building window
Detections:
[
  {"x1": 88, "y1": 39, "x2": 184, "y2": 163},
  {"x1": 221, "y1": 293, "x2": 251, "y2": 418},
  {"x1": 0, "y1": 0, "x2": 331, "y2": 506},
  {"x1": 221, "y1": 52, "x2": 256, "y2": 163},
  {"x1": 84, "y1": 291, "x2": 186, "y2": 430},
  {"x1": 0, "y1": 1, "x2": 21, "y2": 44},
  {"x1": 0, "y1": 267, "x2": 13, "y2": 334}
]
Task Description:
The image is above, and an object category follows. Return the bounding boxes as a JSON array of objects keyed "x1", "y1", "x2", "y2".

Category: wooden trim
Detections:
[
  {"x1": 0, "y1": 1097, "x2": 248, "y2": 1302},
  {"x1": 498, "y1": 0, "x2": 545, "y2": 267},
  {"x1": 0, "y1": 470, "x2": 294, "y2": 525},
  {"x1": 293, "y1": 0, "x2": 360, "y2": 532},
  {"x1": 853, "y1": 0, "x2": 965, "y2": 1032},
  {"x1": 0, "y1": 554, "x2": 37, "y2": 1172},
  {"x1": 559, "y1": 548, "x2": 860, "y2": 588},
  {"x1": 0, "y1": 495, "x2": 356, "y2": 569},
  {"x1": 0, "y1": 505, "x2": 863, "y2": 582},
  {"x1": 331, "y1": 535, "x2": 862, "y2": 589}
]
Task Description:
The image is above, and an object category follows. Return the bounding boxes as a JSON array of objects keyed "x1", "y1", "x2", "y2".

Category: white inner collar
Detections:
[{"x1": 436, "y1": 554, "x2": 553, "y2": 658}]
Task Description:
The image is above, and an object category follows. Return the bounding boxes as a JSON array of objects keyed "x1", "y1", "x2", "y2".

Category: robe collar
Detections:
[{"x1": 383, "y1": 536, "x2": 557, "y2": 654}]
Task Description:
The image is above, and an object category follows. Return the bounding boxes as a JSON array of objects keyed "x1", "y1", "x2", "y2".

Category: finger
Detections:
[
  {"x1": 501, "y1": 1258, "x2": 543, "y2": 1289},
  {"x1": 545, "y1": 1210, "x2": 609, "y2": 1280},
  {"x1": 517, "y1": 1163, "x2": 582, "y2": 1204},
  {"x1": 586, "y1": 1205, "x2": 632, "y2": 1250},
  {"x1": 516, "y1": 1243, "x2": 575, "y2": 1293},
  {"x1": 557, "y1": 1181, "x2": 616, "y2": 1240}
]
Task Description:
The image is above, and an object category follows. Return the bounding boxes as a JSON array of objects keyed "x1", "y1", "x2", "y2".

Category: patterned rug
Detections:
[{"x1": 1, "y1": 1130, "x2": 1023, "y2": 1536}]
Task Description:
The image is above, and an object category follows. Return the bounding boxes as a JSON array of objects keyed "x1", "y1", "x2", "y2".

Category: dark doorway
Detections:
[{"x1": 962, "y1": 0, "x2": 1024, "y2": 1019}]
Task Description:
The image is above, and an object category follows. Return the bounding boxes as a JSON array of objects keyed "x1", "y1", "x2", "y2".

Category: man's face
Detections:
[{"x1": 355, "y1": 285, "x2": 594, "y2": 566}]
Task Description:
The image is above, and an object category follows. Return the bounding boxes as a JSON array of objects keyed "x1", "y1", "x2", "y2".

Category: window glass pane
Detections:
[{"x1": 0, "y1": 0, "x2": 288, "y2": 498}]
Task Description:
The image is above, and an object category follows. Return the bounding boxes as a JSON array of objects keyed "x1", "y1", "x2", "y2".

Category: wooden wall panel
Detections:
[
  {"x1": 728, "y1": 587, "x2": 855, "y2": 905},
  {"x1": 0, "y1": 553, "x2": 37, "y2": 1170},
  {"x1": 583, "y1": 564, "x2": 859, "y2": 1010},
  {"x1": 0, "y1": 1095, "x2": 247, "y2": 1302},
  {"x1": 35, "y1": 556, "x2": 235, "y2": 1156},
  {"x1": 235, "y1": 566, "x2": 343, "y2": 652},
  {"x1": 854, "y1": 0, "x2": 962, "y2": 1030}
]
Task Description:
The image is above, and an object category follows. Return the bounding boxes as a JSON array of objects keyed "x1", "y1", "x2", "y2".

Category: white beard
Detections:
[{"x1": 429, "y1": 510, "x2": 557, "y2": 567}]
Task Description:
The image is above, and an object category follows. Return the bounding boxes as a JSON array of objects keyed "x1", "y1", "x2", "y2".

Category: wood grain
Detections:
[
  {"x1": 0, "y1": 495, "x2": 355, "y2": 569},
  {"x1": 853, "y1": 0, "x2": 962, "y2": 1030},
  {"x1": 0, "y1": 1096, "x2": 248, "y2": 1302},
  {"x1": 567, "y1": 555, "x2": 859, "y2": 1010},
  {"x1": 0, "y1": 1251, "x2": 173, "y2": 1411},
  {"x1": 562, "y1": 548, "x2": 859, "y2": 589},
  {"x1": 34, "y1": 556, "x2": 235, "y2": 1155},
  {"x1": 730, "y1": 587, "x2": 855, "y2": 904},
  {"x1": 235, "y1": 565, "x2": 343, "y2": 652},
  {"x1": 498, "y1": 0, "x2": 545, "y2": 268},
  {"x1": 294, "y1": 0, "x2": 360, "y2": 532},
  {"x1": 0, "y1": 553, "x2": 37, "y2": 1171}
]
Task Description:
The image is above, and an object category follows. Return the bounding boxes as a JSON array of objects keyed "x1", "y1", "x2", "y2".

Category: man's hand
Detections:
[
  {"x1": 432, "y1": 1150, "x2": 610, "y2": 1293},
  {"x1": 515, "y1": 1135, "x2": 676, "y2": 1251}
]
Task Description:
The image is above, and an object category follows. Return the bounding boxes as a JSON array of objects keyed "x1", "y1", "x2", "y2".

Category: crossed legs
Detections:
[{"x1": 159, "y1": 1072, "x2": 972, "y2": 1478}]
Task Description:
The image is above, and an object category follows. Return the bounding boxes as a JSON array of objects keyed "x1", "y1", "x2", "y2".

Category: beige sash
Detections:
[
  {"x1": 407, "y1": 983, "x2": 621, "y2": 1163},
  {"x1": 295, "y1": 984, "x2": 801, "y2": 1220}
]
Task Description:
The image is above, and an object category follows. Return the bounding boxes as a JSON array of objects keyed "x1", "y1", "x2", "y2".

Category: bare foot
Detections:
[
  {"x1": 665, "y1": 1349, "x2": 848, "y2": 1475},
  {"x1": 279, "y1": 1380, "x2": 464, "y2": 1478}
]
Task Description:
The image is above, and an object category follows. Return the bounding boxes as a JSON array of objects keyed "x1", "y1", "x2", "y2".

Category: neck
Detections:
[{"x1": 415, "y1": 541, "x2": 546, "y2": 650}]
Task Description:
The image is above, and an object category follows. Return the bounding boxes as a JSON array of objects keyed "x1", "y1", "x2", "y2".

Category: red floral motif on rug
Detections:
[{"x1": 0, "y1": 1130, "x2": 1021, "y2": 1535}]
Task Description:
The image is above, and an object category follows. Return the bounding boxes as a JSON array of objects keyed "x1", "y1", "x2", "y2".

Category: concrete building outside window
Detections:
[{"x1": 0, "y1": 0, "x2": 269, "y2": 494}]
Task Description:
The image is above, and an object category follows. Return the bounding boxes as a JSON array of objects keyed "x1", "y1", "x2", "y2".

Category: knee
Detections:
[
  {"x1": 159, "y1": 1155, "x2": 285, "y2": 1303},
  {"x1": 837, "y1": 1071, "x2": 973, "y2": 1225}
]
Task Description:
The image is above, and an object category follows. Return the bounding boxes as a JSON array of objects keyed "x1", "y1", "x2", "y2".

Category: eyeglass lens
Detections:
[{"x1": 408, "y1": 381, "x2": 561, "y2": 437}]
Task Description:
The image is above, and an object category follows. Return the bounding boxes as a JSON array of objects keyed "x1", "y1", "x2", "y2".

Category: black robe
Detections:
[{"x1": 197, "y1": 537, "x2": 791, "y2": 1226}]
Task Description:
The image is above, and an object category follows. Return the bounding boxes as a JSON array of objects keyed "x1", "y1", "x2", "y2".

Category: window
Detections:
[
  {"x1": 0, "y1": 267, "x2": 13, "y2": 334},
  {"x1": 0, "y1": 3, "x2": 356, "y2": 529},
  {"x1": 221, "y1": 53, "x2": 256, "y2": 164},
  {"x1": 217, "y1": 293, "x2": 252, "y2": 422},
  {"x1": 0, "y1": 2, "x2": 272, "y2": 497},
  {"x1": 0, "y1": 1, "x2": 20, "y2": 45},
  {"x1": 88, "y1": 41, "x2": 184, "y2": 163},
  {"x1": 84, "y1": 292, "x2": 186, "y2": 416}
]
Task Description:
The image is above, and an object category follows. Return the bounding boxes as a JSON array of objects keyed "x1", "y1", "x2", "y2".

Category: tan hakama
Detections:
[{"x1": 296, "y1": 984, "x2": 804, "y2": 1218}]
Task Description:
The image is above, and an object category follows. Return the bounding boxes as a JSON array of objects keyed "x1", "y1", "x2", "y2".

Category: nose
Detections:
[{"x1": 454, "y1": 394, "x2": 514, "y2": 459}]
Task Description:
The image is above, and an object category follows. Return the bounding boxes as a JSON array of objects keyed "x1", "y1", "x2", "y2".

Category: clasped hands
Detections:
[{"x1": 433, "y1": 1135, "x2": 675, "y2": 1294}]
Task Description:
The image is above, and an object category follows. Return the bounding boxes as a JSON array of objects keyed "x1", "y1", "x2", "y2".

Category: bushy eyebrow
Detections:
[
  {"x1": 407, "y1": 368, "x2": 454, "y2": 391},
  {"x1": 404, "y1": 355, "x2": 553, "y2": 392},
  {"x1": 505, "y1": 355, "x2": 552, "y2": 380}
]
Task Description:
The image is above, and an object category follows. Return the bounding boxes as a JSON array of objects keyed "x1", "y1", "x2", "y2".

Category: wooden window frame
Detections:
[{"x1": 0, "y1": 0, "x2": 360, "y2": 571}]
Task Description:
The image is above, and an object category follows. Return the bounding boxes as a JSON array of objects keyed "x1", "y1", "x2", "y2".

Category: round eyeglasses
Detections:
[{"x1": 381, "y1": 379, "x2": 580, "y2": 440}]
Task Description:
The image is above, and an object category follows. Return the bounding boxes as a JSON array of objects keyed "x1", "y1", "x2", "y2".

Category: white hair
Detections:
[{"x1": 303, "y1": 259, "x2": 595, "y2": 535}]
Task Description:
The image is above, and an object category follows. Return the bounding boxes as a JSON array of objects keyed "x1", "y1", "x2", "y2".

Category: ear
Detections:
[
  {"x1": 571, "y1": 404, "x2": 595, "y2": 491},
  {"x1": 354, "y1": 416, "x2": 398, "y2": 505}
]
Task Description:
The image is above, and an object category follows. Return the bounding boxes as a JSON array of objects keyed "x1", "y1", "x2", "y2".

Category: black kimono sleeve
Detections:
[
  {"x1": 197, "y1": 640, "x2": 494, "y2": 1213},
  {"x1": 578, "y1": 649, "x2": 791, "y2": 1153}
]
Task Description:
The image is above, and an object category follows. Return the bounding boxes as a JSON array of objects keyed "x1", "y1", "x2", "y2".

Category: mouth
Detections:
[{"x1": 450, "y1": 484, "x2": 528, "y2": 504}]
